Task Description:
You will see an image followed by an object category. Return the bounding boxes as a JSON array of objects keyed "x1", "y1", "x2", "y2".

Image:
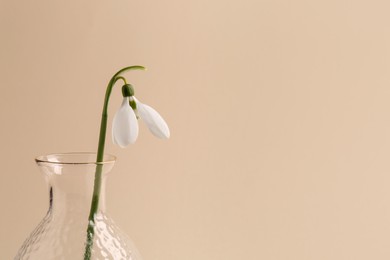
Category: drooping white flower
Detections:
[
  {"x1": 112, "y1": 97, "x2": 139, "y2": 148},
  {"x1": 112, "y1": 94, "x2": 170, "y2": 148}
]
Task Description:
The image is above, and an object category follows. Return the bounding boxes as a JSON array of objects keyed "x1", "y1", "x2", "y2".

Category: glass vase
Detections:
[{"x1": 15, "y1": 152, "x2": 142, "y2": 260}]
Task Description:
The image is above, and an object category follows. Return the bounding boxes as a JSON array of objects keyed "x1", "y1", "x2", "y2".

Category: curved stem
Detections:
[
  {"x1": 115, "y1": 76, "x2": 128, "y2": 85},
  {"x1": 83, "y1": 65, "x2": 145, "y2": 260}
]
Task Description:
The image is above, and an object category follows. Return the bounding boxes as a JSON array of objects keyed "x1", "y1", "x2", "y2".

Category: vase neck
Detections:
[
  {"x1": 35, "y1": 153, "x2": 116, "y2": 218},
  {"x1": 47, "y1": 173, "x2": 108, "y2": 216}
]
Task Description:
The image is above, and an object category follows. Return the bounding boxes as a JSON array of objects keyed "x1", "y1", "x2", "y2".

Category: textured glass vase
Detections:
[{"x1": 15, "y1": 153, "x2": 142, "y2": 260}]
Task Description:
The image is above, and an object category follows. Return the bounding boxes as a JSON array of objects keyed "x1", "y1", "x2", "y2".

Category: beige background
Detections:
[{"x1": 1, "y1": 0, "x2": 390, "y2": 259}]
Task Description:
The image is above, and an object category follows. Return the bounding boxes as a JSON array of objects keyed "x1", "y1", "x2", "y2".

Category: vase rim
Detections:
[{"x1": 35, "y1": 152, "x2": 116, "y2": 165}]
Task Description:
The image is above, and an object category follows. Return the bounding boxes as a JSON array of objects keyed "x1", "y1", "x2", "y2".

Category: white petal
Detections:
[
  {"x1": 134, "y1": 97, "x2": 170, "y2": 139},
  {"x1": 112, "y1": 97, "x2": 139, "y2": 147}
]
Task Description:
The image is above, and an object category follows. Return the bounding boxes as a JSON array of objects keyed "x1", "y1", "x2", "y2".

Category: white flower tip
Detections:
[
  {"x1": 146, "y1": 117, "x2": 170, "y2": 139},
  {"x1": 160, "y1": 125, "x2": 170, "y2": 139}
]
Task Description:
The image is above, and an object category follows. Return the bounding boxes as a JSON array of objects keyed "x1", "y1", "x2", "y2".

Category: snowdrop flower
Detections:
[{"x1": 112, "y1": 84, "x2": 170, "y2": 148}]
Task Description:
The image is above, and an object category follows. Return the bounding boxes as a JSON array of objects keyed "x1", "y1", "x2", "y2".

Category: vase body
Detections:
[{"x1": 15, "y1": 153, "x2": 142, "y2": 260}]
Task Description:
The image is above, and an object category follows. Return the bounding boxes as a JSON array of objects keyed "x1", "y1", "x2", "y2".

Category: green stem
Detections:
[{"x1": 83, "y1": 65, "x2": 145, "y2": 260}]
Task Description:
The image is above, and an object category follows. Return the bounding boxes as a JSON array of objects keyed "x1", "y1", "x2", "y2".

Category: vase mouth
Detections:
[{"x1": 35, "y1": 152, "x2": 116, "y2": 165}]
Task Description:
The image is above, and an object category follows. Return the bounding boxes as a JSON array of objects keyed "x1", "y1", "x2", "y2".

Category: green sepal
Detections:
[{"x1": 129, "y1": 98, "x2": 137, "y2": 110}]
